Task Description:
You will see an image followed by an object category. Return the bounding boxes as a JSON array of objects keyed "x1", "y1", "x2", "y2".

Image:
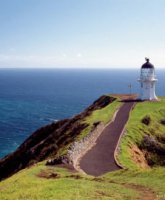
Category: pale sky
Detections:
[{"x1": 0, "y1": 0, "x2": 165, "y2": 68}]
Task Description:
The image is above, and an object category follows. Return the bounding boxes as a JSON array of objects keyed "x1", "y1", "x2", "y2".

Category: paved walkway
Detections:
[{"x1": 80, "y1": 102, "x2": 135, "y2": 176}]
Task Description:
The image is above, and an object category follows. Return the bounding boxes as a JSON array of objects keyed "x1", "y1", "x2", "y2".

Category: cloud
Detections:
[
  {"x1": 0, "y1": 54, "x2": 57, "y2": 67},
  {"x1": 0, "y1": 50, "x2": 164, "y2": 68},
  {"x1": 77, "y1": 53, "x2": 82, "y2": 58},
  {"x1": 0, "y1": 52, "x2": 86, "y2": 67}
]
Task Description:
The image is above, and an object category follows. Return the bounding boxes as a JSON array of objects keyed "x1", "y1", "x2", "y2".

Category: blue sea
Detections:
[{"x1": 0, "y1": 68, "x2": 164, "y2": 158}]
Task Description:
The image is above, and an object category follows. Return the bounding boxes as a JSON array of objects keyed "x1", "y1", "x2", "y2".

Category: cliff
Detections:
[
  {"x1": 0, "y1": 95, "x2": 116, "y2": 181},
  {"x1": 0, "y1": 95, "x2": 165, "y2": 200}
]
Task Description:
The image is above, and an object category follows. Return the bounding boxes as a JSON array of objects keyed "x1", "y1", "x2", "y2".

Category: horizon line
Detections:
[{"x1": 0, "y1": 66, "x2": 164, "y2": 70}]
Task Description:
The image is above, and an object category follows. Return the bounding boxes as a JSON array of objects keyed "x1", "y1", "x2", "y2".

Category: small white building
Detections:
[{"x1": 138, "y1": 58, "x2": 158, "y2": 101}]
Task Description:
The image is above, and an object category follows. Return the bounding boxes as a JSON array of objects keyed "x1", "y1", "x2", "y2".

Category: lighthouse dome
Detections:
[{"x1": 141, "y1": 58, "x2": 154, "y2": 69}]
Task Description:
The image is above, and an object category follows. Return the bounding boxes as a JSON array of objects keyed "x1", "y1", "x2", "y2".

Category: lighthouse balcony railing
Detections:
[
  {"x1": 139, "y1": 78, "x2": 157, "y2": 82},
  {"x1": 140, "y1": 75, "x2": 157, "y2": 81}
]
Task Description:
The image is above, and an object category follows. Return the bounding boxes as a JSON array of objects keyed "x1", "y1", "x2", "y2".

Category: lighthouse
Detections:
[{"x1": 138, "y1": 58, "x2": 158, "y2": 101}]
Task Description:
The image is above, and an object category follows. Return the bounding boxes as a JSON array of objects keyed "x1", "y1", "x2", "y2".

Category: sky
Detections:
[{"x1": 0, "y1": 0, "x2": 165, "y2": 68}]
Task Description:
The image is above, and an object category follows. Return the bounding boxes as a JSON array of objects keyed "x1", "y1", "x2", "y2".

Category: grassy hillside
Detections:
[
  {"x1": 0, "y1": 95, "x2": 121, "y2": 181},
  {"x1": 0, "y1": 161, "x2": 164, "y2": 200},
  {"x1": 118, "y1": 97, "x2": 165, "y2": 169},
  {"x1": 0, "y1": 163, "x2": 138, "y2": 200},
  {"x1": 0, "y1": 96, "x2": 165, "y2": 200},
  {"x1": 77, "y1": 95, "x2": 122, "y2": 140}
]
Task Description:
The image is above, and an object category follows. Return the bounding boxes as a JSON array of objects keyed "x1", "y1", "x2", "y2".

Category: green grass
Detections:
[
  {"x1": 108, "y1": 97, "x2": 165, "y2": 198},
  {"x1": 58, "y1": 96, "x2": 122, "y2": 156},
  {"x1": 0, "y1": 162, "x2": 138, "y2": 200},
  {"x1": 105, "y1": 167, "x2": 165, "y2": 197},
  {"x1": 1, "y1": 161, "x2": 165, "y2": 200},
  {"x1": 118, "y1": 97, "x2": 165, "y2": 169},
  {"x1": 1, "y1": 96, "x2": 165, "y2": 199},
  {"x1": 77, "y1": 97, "x2": 122, "y2": 140},
  {"x1": 85, "y1": 97, "x2": 121, "y2": 125}
]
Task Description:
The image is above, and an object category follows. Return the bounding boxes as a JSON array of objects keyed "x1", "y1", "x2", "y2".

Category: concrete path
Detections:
[{"x1": 80, "y1": 102, "x2": 135, "y2": 176}]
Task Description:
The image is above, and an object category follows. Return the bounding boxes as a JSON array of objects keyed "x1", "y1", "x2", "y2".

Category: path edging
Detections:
[
  {"x1": 114, "y1": 102, "x2": 136, "y2": 169},
  {"x1": 67, "y1": 105, "x2": 122, "y2": 174}
]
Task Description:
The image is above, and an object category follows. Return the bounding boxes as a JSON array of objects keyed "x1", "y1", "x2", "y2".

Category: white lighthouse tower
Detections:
[{"x1": 138, "y1": 58, "x2": 158, "y2": 101}]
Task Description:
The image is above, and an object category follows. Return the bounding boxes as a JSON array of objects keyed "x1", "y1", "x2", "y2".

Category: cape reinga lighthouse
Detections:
[{"x1": 138, "y1": 58, "x2": 158, "y2": 101}]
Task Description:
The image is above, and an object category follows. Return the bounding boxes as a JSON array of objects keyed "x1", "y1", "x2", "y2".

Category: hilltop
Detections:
[
  {"x1": 0, "y1": 94, "x2": 165, "y2": 200},
  {"x1": 0, "y1": 95, "x2": 120, "y2": 180}
]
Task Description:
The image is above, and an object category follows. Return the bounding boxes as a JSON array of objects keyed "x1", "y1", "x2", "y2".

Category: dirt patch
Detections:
[
  {"x1": 130, "y1": 144, "x2": 149, "y2": 169},
  {"x1": 95, "y1": 190, "x2": 111, "y2": 197},
  {"x1": 125, "y1": 183, "x2": 156, "y2": 200},
  {"x1": 0, "y1": 95, "x2": 116, "y2": 181},
  {"x1": 65, "y1": 174, "x2": 82, "y2": 180},
  {"x1": 92, "y1": 177, "x2": 105, "y2": 182},
  {"x1": 37, "y1": 169, "x2": 60, "y2": 179},
  {"x1": 112, "y1": 94, "x2": 138, "y2": 101}
]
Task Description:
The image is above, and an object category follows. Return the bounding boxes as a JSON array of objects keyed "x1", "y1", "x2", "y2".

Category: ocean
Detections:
[{"x1": 0, "y1": 68, "x2": 164, "y2": 158}]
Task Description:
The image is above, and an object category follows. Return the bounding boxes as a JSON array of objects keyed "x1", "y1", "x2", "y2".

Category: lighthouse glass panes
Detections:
[
  {"x1": 140, "y1": 68, "x2": 155, "y2": 81},
  {"x1": 138, "y1": 59, "x2": 158, "y2": 101}
]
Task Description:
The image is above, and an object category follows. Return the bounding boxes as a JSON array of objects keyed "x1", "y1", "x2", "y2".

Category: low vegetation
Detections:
[
  {"x1": 118, "y1": 97, "x2": 165, "y2": 169},
  {"x1": 77, "y1": 95, "x2": 122, "y2": 140},
  {"x1": 0, "y1": 95, "x2": 165, "y2": 199},
  {"x1": 0, "y1": 95, "x2": 121, "y2": 181},
  {"x1": 0, "y1": 163, "x2": 139, "y2": 200}
]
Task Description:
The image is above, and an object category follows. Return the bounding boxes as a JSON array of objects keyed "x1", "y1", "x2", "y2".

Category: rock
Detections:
[
  {"x1": 0, "y1": 95, "x2": 115, "y2": 181},
  {"x1": 46, "y1": 156, "x2": 69, "y2": 165}
]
